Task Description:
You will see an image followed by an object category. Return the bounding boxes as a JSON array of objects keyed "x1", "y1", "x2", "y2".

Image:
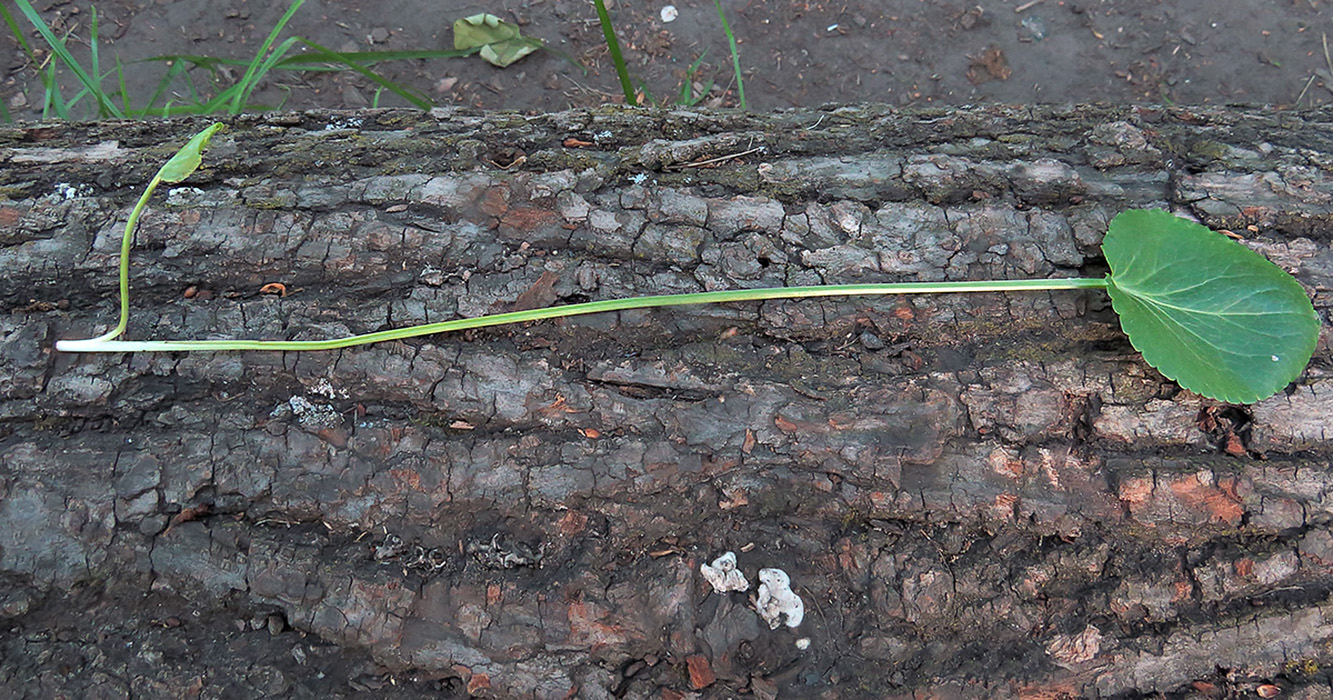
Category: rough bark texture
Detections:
[{"x1": 1, "y1": 105, "x2": 1332, "y2": 699}]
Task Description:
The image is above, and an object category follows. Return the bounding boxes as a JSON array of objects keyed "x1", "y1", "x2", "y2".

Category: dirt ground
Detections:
[{"x1": 2, "y1": 0, "x2": 1332, "y2": 116}]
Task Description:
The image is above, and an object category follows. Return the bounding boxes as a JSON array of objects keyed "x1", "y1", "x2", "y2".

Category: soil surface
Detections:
[{"x1": 1, "y1": 0, "x2": 1332, "y2": 116}]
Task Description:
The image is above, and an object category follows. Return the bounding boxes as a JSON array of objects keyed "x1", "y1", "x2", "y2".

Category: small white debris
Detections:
[
  {"x1": 700, "y1": 551, "x2": 749, "y2": 593},
  {"x1": 166, "y1": 186, "x2": 205, "y2": 206},
  {"x1": 629, "y1": 172, "x2": 649, "y2": 185},
  {"x1": 795, "y1": 637, "x2": 811, "y2": 650},
  {"x1": 309, "y1": 377, "x2": 348, "y2": 399},
  {"x1": 826, "y1": 23, "x2": 840, "y2": 32},
  {"x1": 755, "y1": 568, "x2": 804, "y2": 629},
  {"x1": 1272, "y1": 355, "x2": 1281, "y2": 362},
  {"x1": 323, "y1": 117, "x2": 363, "y2": 131},
  {"x1": 660, "y1": 5, "x2": 678, "y2": 22},
  {"x1": 1044, "y1": 624, "x2": 1102, "y2": 666},
  {"x1": 54, "y1": 182, "x2": 88, "y2": 200}
]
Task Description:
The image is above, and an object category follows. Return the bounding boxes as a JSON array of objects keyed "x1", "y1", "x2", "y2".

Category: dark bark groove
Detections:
[{"x1": 1, "y1": 104, "x2": 1332, "y2": 698}]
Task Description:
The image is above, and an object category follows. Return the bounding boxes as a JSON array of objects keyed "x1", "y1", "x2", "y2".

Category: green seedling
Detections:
[
  {"x1": 56, "y1": 124, "x2": 1321, "y2": 404},
  {"x1": 638, "y1": 52, "x2": 715, "y2": 109},
  {"x1": 678, "y1": 53, "x2": 715, "y2": 107}
]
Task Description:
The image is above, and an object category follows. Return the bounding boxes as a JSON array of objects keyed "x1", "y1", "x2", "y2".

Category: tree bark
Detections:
[{"x1": 1, "y1": 104, "x2": 1331, "y2": 698}]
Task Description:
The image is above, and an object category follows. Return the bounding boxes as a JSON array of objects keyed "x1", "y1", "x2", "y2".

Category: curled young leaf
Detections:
[
  {"x1": 157, "y1": 122, "x2": 225, "y2": 183},
  {"x1": 1103, "y1": 209, "x2": 1320, "y2": 404}
]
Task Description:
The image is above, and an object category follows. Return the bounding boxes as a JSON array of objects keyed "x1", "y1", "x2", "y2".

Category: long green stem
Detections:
[
  {"x1": 80, "y1": 173, "x2": 164, "y2": 344},
  {"x1": 55, "y1": 278, "x2": 1107, "y2": 353},
  {"x1": 56, "y1": 122, "x2": 1109, "y2": 355}
]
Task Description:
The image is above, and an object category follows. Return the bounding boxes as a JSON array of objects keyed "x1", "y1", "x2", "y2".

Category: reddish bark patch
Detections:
[
  {"x1": 567, "y1": 599, "x2": 628, "y2": 651},
  {"x1": 388, "y1": 468, "x2": 421, "y2": 491},
  {"x1": 501, "y1": 206, "x2": 559, "y2": 237},
  {"x1": 557, "y1": 510, "x2": 588, "y2": 537},
  {"x1": 467, "y1": 673, "x2": 491, "y2": 694},
  {"x1": 509, "y1": 270, "x2": 561, "y2": 312},
  {"x1": 686, "y1": 654, "x2": 716, "y2": 690},
  {"x1": 477, "y1": 187, "x2": 509, "y2": 219},
  {"x1": 1169, "y1": 477, "x2": 1245, "y2": 526}
]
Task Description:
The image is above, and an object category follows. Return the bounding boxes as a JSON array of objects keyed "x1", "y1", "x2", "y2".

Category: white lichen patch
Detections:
[
  {"x1": 755, "y1": 568, "x2": 804, "y2": 629},
  {"x1": 700, "y1": 551, "x2": 749, "y2": 594},
  {"x1": 272, "y1": 396, "x2": 343, "y2": 429},
  {"x1": 54, "y1": 182, "x2": 94, "y2": 200}
]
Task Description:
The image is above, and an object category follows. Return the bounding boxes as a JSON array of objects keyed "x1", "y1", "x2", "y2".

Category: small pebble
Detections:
[{"x1": 795, "y1": 637, "x2": 811, "y2": 650}]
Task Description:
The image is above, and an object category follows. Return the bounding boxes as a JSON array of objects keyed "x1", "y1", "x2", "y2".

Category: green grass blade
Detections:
[
  {"x1": 234, "y1": 35, "x2": 302, "y2": 113},
  {"x1": 273, "y1": 47, "x2": 477, "y2": 70},
  {"x1": 591, "y1": 0, "x2": 636, "y2": 104},
  {"x1": 89, "y1": 6, "x2": 102, "y2": 112},
  {"x1": 200, "y1": 83, "x2": 246, "y2": 115},
  {"x1": 140, "y1": 54, "x2": 252, "y2": 71},
  {"x1": 146, "y1": 48, "x2": 480, "y2": 73},
  {"x1": 42, "y1": 61, "x2": 68, "y2": 119},
  {"x1": 230, "y1": 0, "x2": 305, "y2": 113},
  {"x1": 138, "y1": 59, "x2": 194, "y2": 114},
  {"x1": 293, "y1": 38, "x2": 433, "y2": 109},
  {"x1": 13, "y1": 0, "x2": 122, "y2": 117},
  {"x1": 0, "y1": 3, "x2": 33, "y2": 58},
  {"x1": 207, "y1": 36, "x2": 304, "y2": 115},
  {"x1": 66, "y1": 67, "x2": 119, "y2": 115},
  {"x1": 713, "y1": 0, "x2": 745, "y2": 109},
  {"x1": 115, "y1": 56, "x2": 131, "y2": 113}
]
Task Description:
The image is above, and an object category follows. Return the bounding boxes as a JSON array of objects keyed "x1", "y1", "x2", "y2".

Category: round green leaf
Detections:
[{"x1": 1103, "y1": 209, "x2": 1320, "y2": 404}]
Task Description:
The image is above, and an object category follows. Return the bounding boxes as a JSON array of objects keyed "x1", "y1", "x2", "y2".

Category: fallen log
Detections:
[{"x1": 1, "y1": 104, "x2": 1331, "y2": 698}]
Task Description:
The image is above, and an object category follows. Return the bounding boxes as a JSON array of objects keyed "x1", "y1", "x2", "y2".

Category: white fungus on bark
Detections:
[
  {"x1": 755, "y1": 568, "x2": 804, "y2": 629},
  {"x1": 700, "y1": 551, "x2": 750, "y2": 593}
]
